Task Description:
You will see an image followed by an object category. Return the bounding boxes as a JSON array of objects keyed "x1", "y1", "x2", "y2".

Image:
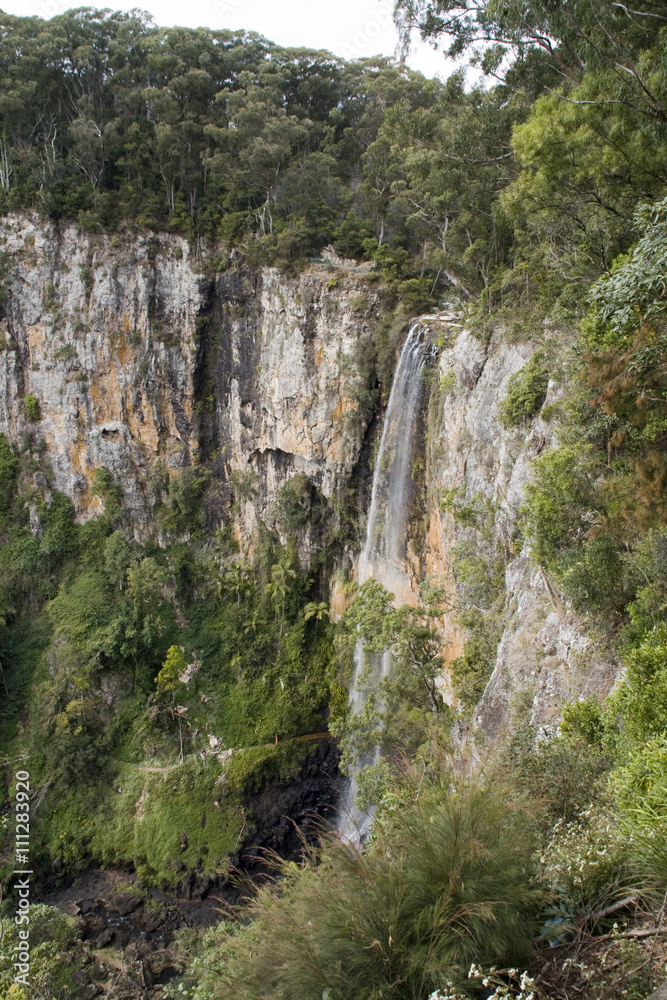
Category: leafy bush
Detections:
[
  {"x1": 612, "y1": 737, "x2": 667, "y2": 894},
  {"x1": 499, "y1": 349, "x2": 549, "y2": 428},
  {"x1": 165, "y1": 466, "x2": 212, "y2": 536},
  {"x1": 451, "y1": 609, "x2": 502, "y2": 712},
  {"x1": 522, "y1": 445, "x2": 597, "y2": 567},
  {"x1": 23, "y1": 393, "x2": 41, "y2": 421},
  {"x1": 501, "y1": 724, "x2": 613, "y2": 830},
  {"x1": 0, "y1": 433, "x2": 18, "y2": 524},
  {"x1": 0, "y1": 904, "x2": 88, "y2": 999},
  {"x1": 610, "y1": 624, "x2": 667, "y2": 746},
  {"x1": 585, "y1": 197, "x2": 667, "y2": 352},
  {"x1": 560, "y1": 697, "x2": 606, "y2": 746},
  {"x1": 91, "y1": 465, "x2": 123, "y2": 519},
  {"x1": 103, "y1": 529, "x2": 132, "y2": 588}
]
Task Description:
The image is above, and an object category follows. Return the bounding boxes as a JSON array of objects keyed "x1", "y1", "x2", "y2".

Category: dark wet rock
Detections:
[
  {"x1": 108, "y1": 893, "x2": 143, "y2": 916},
  {"x1": 96, "y1": 928, "x2": 114, "y2": 948},
  {"x1": 243, "y1": 737, "x2": 340, "y2": 867},
  {"x1": 83, "y1": 915, "x2": 106, "y2": 938}
]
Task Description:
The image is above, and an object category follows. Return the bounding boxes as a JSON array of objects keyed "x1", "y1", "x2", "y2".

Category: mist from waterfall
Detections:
[{"x1": 338, "y1": 323, "x2": 428, "y2": 843}]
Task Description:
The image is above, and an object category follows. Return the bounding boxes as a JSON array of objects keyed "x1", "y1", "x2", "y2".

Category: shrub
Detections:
[
  {"x1": 275, "y1": 473, "x2": 311, "y2": 532},
  {"x1": 612, "y1": 737, "x2": 667, "y2": 894},
  {"x1": 499, "y1": 349, "x2": 549, "y2": 428},
  {"x1": 501, "y1": 724, "x2": 613, "y2": 829},
  {"x1": 451, "y1": 609, "x2": 502, "y2": 713},
  {"x1": 0, "y1": 904, "x2": 87, "y2": 999},
  {"x1": 558, "y1": 535, "x2": 630, "y2": 613},
  {"x1": 333, "y1": 213, "x2": 374, "y2": 260},
  {"x1": 522, "y1": 445, "x2": 597, "y2": 567},
  {"x1": 104, "y1": 529, "x2": 132, "y2": 589},
  {"x1": 610, "y1": 624, "x2": 667, "y2": 745},
  {"x1": 23, "y1": 393, "x2": 41, "y2": 421},
  {"x1": 560, "y1": 697, "x2": 606, "y2": 746},
  {"x1": 207, "y1": 777, "x2": 542, "y2": 1000},
  {"x1": 165, "y1": 466, "x2": 212, "y2": 535},
  {"x1": 0, "y1": 433, "x2": 18, "y2": 523},
  {"x1": 91, "y1": 465, "x2": 123, "y2": 520}
]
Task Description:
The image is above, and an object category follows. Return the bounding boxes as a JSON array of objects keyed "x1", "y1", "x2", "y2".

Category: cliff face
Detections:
[
  {"x1": 0, "y1": 214, "x2": 373, "y2": 550},
  {"x1": 422, "y1": 328, "x2": 618, "y2": 735},
  {"x1": 0, "y1": 215, "x2": 201, "y2": 530},
  {"x1": 0, "y1": 214, "x2": 620, "y2": 735}
]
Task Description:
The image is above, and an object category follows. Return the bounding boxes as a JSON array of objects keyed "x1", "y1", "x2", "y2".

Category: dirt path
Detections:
[{"x1": 111, "y1": 731, "x2": 334, "y2": 773}]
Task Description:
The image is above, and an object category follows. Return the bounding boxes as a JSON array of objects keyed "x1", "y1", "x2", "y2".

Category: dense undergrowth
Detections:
[{"x1": 0, "y1": 434, "x2": 342, "y2": 890}]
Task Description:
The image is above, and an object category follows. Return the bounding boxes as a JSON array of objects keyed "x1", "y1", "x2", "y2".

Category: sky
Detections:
[{"x1": 0, "y1": 0, "x2": 455, "y2": 79}]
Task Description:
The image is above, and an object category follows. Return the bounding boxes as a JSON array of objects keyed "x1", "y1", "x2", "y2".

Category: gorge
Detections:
[{"x1": 1, "y1": 4, "x2": 667, "y2": 998}]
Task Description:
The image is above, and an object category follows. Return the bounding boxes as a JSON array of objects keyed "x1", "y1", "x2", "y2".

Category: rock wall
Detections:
[
  {"x1": 422, "y1": 326, "x2": 619, "y2": 735},
  {"x1": 0, "y1": 213, "x2": 620, "y2": 736},
  {"x1": 0, "y1": 213, "x2": 374, "y2": 552},
  {"x1": 0, "y1": 215, "x2": 202, "y2": 530}
]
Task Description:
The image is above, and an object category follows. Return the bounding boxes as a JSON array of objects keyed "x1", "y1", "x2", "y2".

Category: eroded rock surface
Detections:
[
  {"x1": 422, "y1": 325, "x2": 619, "y2": 733},
  {"x1": 0, "y1": 214, "x2": 373, "y2": 550}
]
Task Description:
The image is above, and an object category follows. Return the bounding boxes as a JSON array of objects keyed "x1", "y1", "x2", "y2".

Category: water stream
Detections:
[{"x1": 338, "y1": 323, "x2": 428, "y2": 842}]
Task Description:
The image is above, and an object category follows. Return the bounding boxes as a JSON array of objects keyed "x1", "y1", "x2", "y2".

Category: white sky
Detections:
[{"x1": 0, "y1": 0, "x2": 455, "y2": 79}]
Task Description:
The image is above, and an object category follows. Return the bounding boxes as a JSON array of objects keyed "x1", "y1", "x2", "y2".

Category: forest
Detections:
[{"x1": 1, "y1": 1, "x2": 667, "y2": 998}]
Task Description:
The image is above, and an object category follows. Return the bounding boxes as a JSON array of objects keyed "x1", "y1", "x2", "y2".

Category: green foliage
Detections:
[
  {"x1": 0, "y1": 9, "x2": 463, "y2": 281},
  {"x1": 156, "y1": 644, "x2": 187, "y2": 697},
  {"x1": 275, "y1": 473, "x2": 311, "y2": 532},
  {"x1": 165, "y1": 466, "x2": 212, "y2": 536},
  {"x1": 0, "y1": 904, "x2": 88, "y2": 999},
  {"x1": 104, "y1": 529, "x2": 132, "y2": 589},
  {"x1": 41, "y1": 756, "x2": 243, "y2": 888},
  {"x1": 0, "y1": 517, "x2": 336, "y2": 884},
  {"x1": 198, "y1": 775, "x2": 541, "y2": 1000},
  {"x1": 584, "y1": 199, "x2": 667, "y2": 351},
  {"x1": 610, "y1": 737, "x2": 667, "y2": 895},
  {"x1": 522, "y1": 445, "x2": 598, "y2": 567},
  {"x1": 23, "y1": 393, "x2": 40, "y2": 421},
  {"x1": 91, "y1": 465, "x2": 123, "y2": 519},
  {"x1": 501, "y1": 723, "x2": 612, "y2": 831},
  {"x1": 610, "y1": 625, "x2": 667, "y2": 747},
  {"x1": 560, "y1": 698, "x2": 605, "y2": 747},
  {"x1": 440, "y1": 487, "x2": 480, "y2": 528},
  {"x1": 334, "y1": 579, "x2": 449, "y2": 773},
  {"x1": 0, "y1": 433, "x2": 18, "y2": 524},
  {"x1": 230, "y1": 468, "x2": 258, "y2": 507},
  {"x1": 499, "y1": 349, "x2": 549, "y2": 428},
  {"x1": 450, "y1": 609, "x2": 502, "y2": 712}
]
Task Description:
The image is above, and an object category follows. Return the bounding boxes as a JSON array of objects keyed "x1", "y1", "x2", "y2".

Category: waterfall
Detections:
[{"x1": 338, "y1": 323, "x2": 428, "y2": 843}]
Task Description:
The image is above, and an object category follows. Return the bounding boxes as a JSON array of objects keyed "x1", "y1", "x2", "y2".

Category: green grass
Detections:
[{"x1": 39, "y1": 756, "x2": 243, "y2": 888}]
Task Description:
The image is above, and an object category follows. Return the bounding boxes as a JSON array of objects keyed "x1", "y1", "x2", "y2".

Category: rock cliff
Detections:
[
  {"x1": 0, "y1": 213, "x2": 374, "y2": 553},
  {"x1": 422, "y1": 326, "x2": 619, "y2": 735},
  {"x1": 0, "y1": 213, "x2": 620, "y2": 736}
]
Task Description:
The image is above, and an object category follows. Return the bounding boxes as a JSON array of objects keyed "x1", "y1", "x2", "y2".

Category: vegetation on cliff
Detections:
[{"x1": 0, "y1": 448, "x2": 340, "y2": 889}]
